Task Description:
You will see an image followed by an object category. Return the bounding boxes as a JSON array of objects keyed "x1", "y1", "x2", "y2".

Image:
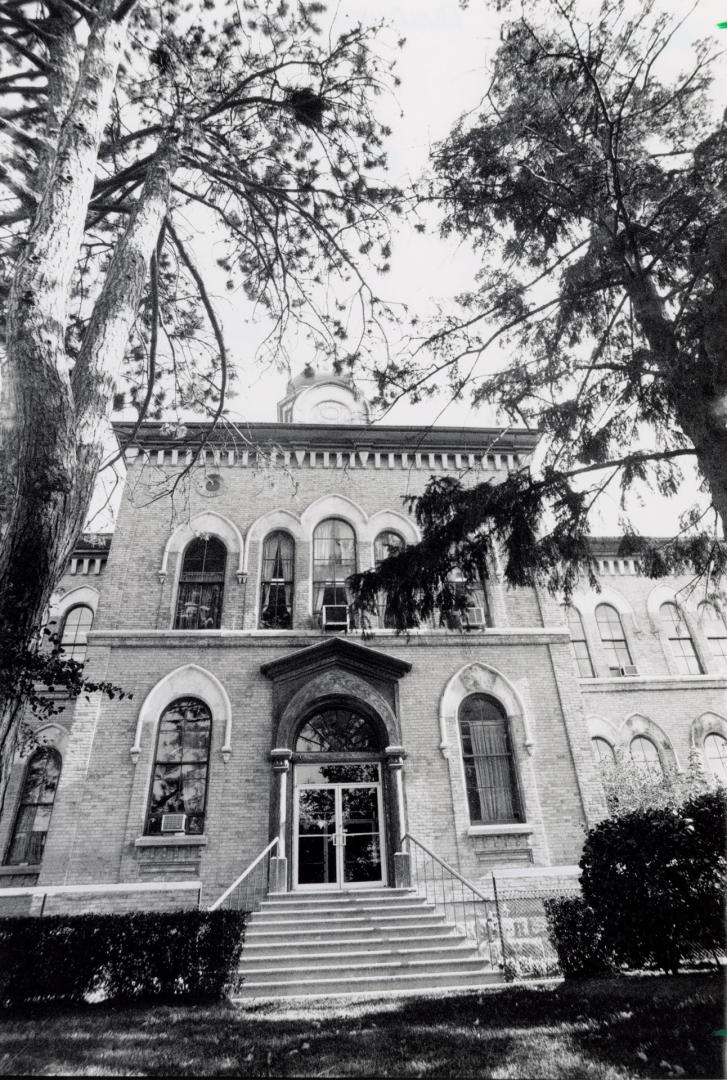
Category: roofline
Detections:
[{"x1": 111, "y1": 419, "x2": 540, "y2": 454}]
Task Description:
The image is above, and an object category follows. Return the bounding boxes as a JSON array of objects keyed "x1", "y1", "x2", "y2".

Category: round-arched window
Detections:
[
  {"x1": 60, "y1": 604, "x2": 94, "y2": 662},
  {"x1": 174, "y1": 536, "x2": 226, "y2": 630},
  {"x1": 459, "y1": 693, "x2": 522, "y2": 824},
  {"x1": 592, "y1": 737, "x2": 616, "y2": 766},
  {"x1": 295, "y1": 708, "x2": 380, "y2": 753},
  {"x1": 146, "y1": 697, "x2": 211, "y2": 835},
  {"x1": 630, "y1": 735, "x2": 663, "y2": 778},
  {"x1": 704, "y1": 733, "x2": 727, "y2": 784}
]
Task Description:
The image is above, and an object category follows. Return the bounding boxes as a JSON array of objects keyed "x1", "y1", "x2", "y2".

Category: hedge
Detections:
[
  {"x1": 0, "y1": 909, "x2": 246, "y2": 1007},
  {"x1": 543, "y1": 896, "x2": 617, "y2": 979}
]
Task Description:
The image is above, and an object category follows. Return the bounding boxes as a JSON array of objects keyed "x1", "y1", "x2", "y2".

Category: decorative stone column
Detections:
[
  {"x1": 269, "y1": 748, "x2": 292, "y2": 893},
  {"x1": 385, "y1": 745, "x2": 409, "y2": 888}
]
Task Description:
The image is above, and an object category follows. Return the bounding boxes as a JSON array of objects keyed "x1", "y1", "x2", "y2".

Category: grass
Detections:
[{"x1": 0, "y1": 971, "x2": 723, "y2": 1078}]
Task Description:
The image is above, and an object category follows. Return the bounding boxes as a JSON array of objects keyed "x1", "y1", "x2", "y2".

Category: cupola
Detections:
[{"x1": 277, "y1": 367, "x2": 370, "y2": 424}]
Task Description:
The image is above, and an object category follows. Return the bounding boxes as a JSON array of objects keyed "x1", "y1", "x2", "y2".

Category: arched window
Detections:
[
  {"x1": 295, "y1": 708, "x2": 380, "y2": 753},
  {"x1": 660, "y1": 602, "x2": 701, "y2": 674},
  {"x1": 699, "y1": 603, "x2": 727, "y2": 672},
  {"x1": 259, "y1": 531, "x2": 294, "y2": 629},
  {"x1": 592, "y1": 737, "x2": 616, "y2": 767},
  {"x1": 563, "y1": 605, "x2": 594, "y2": 677},
  {"x1": 374, "y1": 530, "x2": 405, "y2": 629},
  {"x1": 459, "y1": 694, "x2": 522, "y2": 824},
  {"x1": 595, "y1": 604, "x2": 634, "y2": 675},
  {"x1": 312, "y1": 519, "x2": 356, "y2": 625},
  {"x1": 146, "y1": 697, "x2": 211, "y2": 835},
  {"x1": 704, "y1": 733, "x2": 727, "y2": 785},
  {"x1": 60, "y1": 604, "x2": 94, "y2": 662},
  {"x1": 5, "y1": 748, "x2": 61, "y2": 865},
  {"x1": 174, "y1": 536, "x2": 226, "y2": 629},
  {"x1": 630, "y1": 735, "x2": 663, "y2": 779}
]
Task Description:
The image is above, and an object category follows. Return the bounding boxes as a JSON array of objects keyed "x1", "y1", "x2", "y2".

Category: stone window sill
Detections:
[
  {"x1": 135, "y1": 835, "x2": 208, "y2": 848},
  {"x1": 467, "y1": 824, "x2": 533, "y2": 836}
]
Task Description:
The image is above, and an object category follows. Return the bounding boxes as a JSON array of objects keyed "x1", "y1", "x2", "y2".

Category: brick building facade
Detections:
[{"x1": 2, "y1": 370, "x2": 726, "y2": 916}]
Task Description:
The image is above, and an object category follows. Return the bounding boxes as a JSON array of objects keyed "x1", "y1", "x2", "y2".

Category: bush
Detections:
[
  {"x1": 543, "y1": 896, "x2": 617, "y2": 979},
  {"x1": 0, "y1": 909, "x2": 246, "y2": 1008},
  {"x1": 580, "y1": 788, "x2": 727, "y2": 974}
]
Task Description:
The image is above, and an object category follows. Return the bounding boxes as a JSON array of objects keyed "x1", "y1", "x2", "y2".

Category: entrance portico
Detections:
[{"x1": 261, "y1": 638, "x2": 411, "y2": 892}]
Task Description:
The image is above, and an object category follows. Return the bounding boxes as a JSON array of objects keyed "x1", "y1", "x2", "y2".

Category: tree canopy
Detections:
[
  {"x1": 0, "y1": 0, "x2": 398, "y2": 779},
  {"x1": 351, "y1": 0, "x2": 727, "y2": 624}
]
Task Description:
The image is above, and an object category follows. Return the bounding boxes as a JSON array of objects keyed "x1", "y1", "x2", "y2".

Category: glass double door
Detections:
[{"x1": 294, "y1": 762, "x2": 385, "y2": 888}]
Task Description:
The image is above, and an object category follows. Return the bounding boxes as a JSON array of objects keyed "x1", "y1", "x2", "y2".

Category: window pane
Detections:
[
  {"x1": 661, "y1": 603, "x2": 702, "y2": 674},
  {"x1": 4, "y1": 749, "x2": 62, "y2": 866},
  {"x1": 146, "y1": 698, "x2": 211, "y2": 835},
  {"x1": 295, "y1": 709, "x2": 380, "y2": 753},
  {"x1": 704, "y1": 733, "x2": 727, "y2": 784},
  {"x1": 592, "y1": 737, "x2": 615, "y2": 765},
  {"x1": 174, "y1": 539, "x2": 226, "y2": 629},
  {"x1": 60, "y1": 605, "x2": 94, "y2": 662},
  {"x1": 313, "y1": 520, "x2": 357, "y2": 619},
  {"x1": 374, "y1": 531, "x2": 404, "y2": 565},
  {"x1": 630, "y1": 736, "x2": 663, "y2": 778},
  {"x1": 260, "y1": 532, "x2": 294, "y2": 629},
  {"x1": 459, "y1": 694, "x2": 521, "y2": 824},
  {"x1": 563, "y1": 605, "x2": 594, "y2": 677}
]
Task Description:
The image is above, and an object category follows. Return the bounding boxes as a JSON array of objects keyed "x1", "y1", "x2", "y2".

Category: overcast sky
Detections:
[{"x1": 90, "y1": 1, "x2": 727, "y2": 534}]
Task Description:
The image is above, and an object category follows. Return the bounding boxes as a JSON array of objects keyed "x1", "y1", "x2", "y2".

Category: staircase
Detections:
[{"x1": 234, "y1": 888, "x2": 503, "y2": 1000}]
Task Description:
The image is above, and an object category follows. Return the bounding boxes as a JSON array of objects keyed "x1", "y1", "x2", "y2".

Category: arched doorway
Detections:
[{"x1": 292, "y1": 706, "x2": 387, "y2": 889}]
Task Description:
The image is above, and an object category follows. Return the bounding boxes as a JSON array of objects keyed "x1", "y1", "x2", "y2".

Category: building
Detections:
[{"x1": 2, "y1": 369, "x2": 727, "y2": 922}]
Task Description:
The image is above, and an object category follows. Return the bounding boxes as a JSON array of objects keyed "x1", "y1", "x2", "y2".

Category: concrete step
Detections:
[
  {"x1": 241, "y1": 932, "x2": 471, "y2": 960},
  {"x1": 249, "y1": 908, "x2": 440, "y2": 930},
  {"x1": 239, "y1": 956, "x2": 493, "y2": 983},
  {"x1": 245, "y1": 922, "x2": 459, "y2": 944},
  {"x1": 240, "y1": 940, "x2": 475, "y2": 965},
  {"x1": 263, "y1": 888, "x2": 416, "y2": 903},
  {"x1": 234, "y1": 967, "x2": 502, "y2": 1000},
  {"x1": 256, "y1": 899, "x2": 429, "y2": 919}
]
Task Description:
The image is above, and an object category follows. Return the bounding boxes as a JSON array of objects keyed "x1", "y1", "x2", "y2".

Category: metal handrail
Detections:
[
  {"x1": 401, "y1": 833, "x2": 492, "y2": 903},
  {"x1": 401, "y1": 832, "x2": 500, "y2": 968},
  {"x1": 208, "y1": 837, "x2": 279, "y2": 911}
]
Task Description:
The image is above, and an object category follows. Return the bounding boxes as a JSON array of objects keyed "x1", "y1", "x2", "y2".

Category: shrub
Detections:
[
  {"x1": 543, "y1": 896, "x2": 617, "y2": 979},
  {"x1": 580, "y1": 788, "x2": 727, "y2": 974},
  {"x1": 0, "y1": 909, "x2": 246, "y2": 1008}
]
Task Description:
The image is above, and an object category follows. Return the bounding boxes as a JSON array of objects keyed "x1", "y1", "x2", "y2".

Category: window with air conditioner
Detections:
[
  {"x1": 312, "y1": 518, "x2": 356, "y2": 629},
  {"x1": 146, "y1": 697, "x2": 211, "y2": 835}
]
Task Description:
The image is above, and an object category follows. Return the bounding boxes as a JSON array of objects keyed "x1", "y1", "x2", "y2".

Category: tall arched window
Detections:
[
  {"x1": 312, "y1": 518, "x2": 356, "y2": 625},
  {"x1": 563, "y1": 605, "x2": 594, "y2": 677},
  {"x1": 660, "y1": 602, "x2": 701, "y2": 674},
  {"x1": 592, "y1": 737, "x2": 616, "y2": 767},
  {"x1": 459, "y1": 694, "x2": 522, "y2": 824},
  {"x1": 699, "y1": 603, "x2": 727, "y2": 671},
  {"x1": 259, "y1": 531, "x2": 294, "y2": 629},
  {"x1": 60, "y1": 604, "x2": 94, "y2": 662},
  {"x1": 630, "y1": 735, "x2": 663, "y2": 779},
  {"x1": 374, "y1": 530, "x2": 404, "y2": 629},
  {"x1": 5, "y1": 748, "x2": 61, "y2": 865},
  {"x1": 704, "y1": 733, "x2": 727, "y2": 785},
  {"x1": 595, "y1": 604, "x2": 634, "y2": 675},
  {"x1": 146, "y1": 697, "x2": 211, "y2": 835},
  {"x1": 174, "y1": 536, "x2": 226, "y2": 629}
]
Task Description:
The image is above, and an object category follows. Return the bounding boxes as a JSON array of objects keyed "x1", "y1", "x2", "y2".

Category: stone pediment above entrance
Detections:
[{"x1": 260, "y1": 638, "x2": 411, "y2": 741}]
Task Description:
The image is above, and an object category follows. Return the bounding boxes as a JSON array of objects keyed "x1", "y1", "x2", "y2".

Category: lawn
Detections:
[{"x1": 0, "y1": 971, "x2": 722, "y2": 1078}]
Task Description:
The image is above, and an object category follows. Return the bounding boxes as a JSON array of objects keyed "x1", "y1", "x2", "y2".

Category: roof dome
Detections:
[{"x1": 277, "y1": 367, "x2": 370, "y2": 424}]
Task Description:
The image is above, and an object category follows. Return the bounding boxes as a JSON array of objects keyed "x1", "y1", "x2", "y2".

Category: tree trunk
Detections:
[{"x1": 0, "y1": 2, "x2": 132, "y2": 783}]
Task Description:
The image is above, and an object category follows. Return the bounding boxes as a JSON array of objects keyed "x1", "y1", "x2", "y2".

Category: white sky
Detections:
[{"x1": 89, "y1": 0, "x2": 727, "y2": 534}]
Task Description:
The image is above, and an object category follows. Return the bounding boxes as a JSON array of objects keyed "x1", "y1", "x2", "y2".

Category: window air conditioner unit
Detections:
[
  {"x1": 160, "y1": 813, "x2": 187, "y2": 834},
  {"x1": 464, "y1": 606, "x2": 487, "y2": 629},
  {"x1": 321, "y1": 605, "x2": 349, "y2": 631},
  {"x1": 619, "y1": 665, "x2": 638, "y2": 677}
]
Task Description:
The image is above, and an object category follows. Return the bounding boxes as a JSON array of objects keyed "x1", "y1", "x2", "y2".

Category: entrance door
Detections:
[{"x1": 294, "y1": 763, "x2": 385, "y2": 889}]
